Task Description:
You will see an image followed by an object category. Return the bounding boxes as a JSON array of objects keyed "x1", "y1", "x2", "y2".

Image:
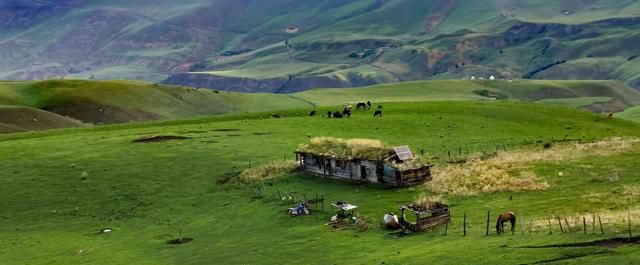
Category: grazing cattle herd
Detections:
[{"x1": 272, "y1": 101, "x2": 382, "y2": 119}]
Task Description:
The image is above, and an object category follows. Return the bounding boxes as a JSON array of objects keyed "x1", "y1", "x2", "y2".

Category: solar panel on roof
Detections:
[{"x1": 394, "y1": 145, "x2": 414, "y2": 161}]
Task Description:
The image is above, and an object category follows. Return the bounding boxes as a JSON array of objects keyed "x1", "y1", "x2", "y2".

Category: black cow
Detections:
[
  {"x1": 327, "y1": 111, "x2": 333, "y2": 118},
  {"x1": 367, "y1": 101, "x2": 372, "y2": 109},
  {"x1": 343, "y1": 107, "x2": 352, "y2": 117},
  {"x1": 373, "y1": 110, "x2": 382, "y2": 117},
  {"x1": 309, "y1": 110, "x2": 316, "y2": 116},
  {"x1": 271, "y1": 113, "x2": 281, "y2": 118},
  {"x1": 356, "y1": 102, "x2": 367, "y2": 110},
  {"x1": 333, "y1": 111, "x2": 344, "y2": 118}
]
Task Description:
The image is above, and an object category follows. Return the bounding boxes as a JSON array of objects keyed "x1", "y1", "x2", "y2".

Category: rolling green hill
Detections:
[
  {"x1": 616, "y1": 105, "x2": 640, "y2": 122},
  {"x1": 2, "y1": 100, "x2": 640, "y2": 264},
  {"x1": 0, "y1": 80, "x2": 314, "y2": 126},
  {"x1": 2, "y1": 1, "x2": 639, "y2": 91},
  {"x1": 1, "y1": 79, "x2": 639, "y2": 133},
  {"x1": 0, "y1": 105, "x2": 83, "y2": 133}
]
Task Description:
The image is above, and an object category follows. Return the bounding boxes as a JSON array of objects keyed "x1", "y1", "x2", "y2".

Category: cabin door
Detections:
[{"x1": 360, "y1": 166, "x2": 367, "y2": 180}]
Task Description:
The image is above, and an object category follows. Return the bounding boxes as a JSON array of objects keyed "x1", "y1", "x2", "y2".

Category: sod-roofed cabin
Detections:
[{"x1": 294, "y1": 137, "x2": 432, "y2": 187}]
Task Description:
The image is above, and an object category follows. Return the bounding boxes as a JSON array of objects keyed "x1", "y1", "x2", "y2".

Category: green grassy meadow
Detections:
[{"x1": 2, "y1": 100, "x2": 640, "y2": 264}]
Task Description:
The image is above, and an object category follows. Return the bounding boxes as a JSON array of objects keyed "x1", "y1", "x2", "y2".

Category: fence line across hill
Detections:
[
  {"x1": 245, "y1": 179, "x2": 638, "y2": 239},
  {"x1": 443, "y1": 210, "x2": 638, "y2": 239},
  {"x1": 422, "y1": 136, "x2": 604, "y2": 162}
]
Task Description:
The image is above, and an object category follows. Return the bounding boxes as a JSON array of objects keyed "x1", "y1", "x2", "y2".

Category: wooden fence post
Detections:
[
  {"x1": 321, "y1": 195, "x2": 324, "y2": 212},
  {"x1": 463, "y1": 212, "x2": 467, "y2": 236},
  {"x1": 548, "y1": 219, "x2": 553, "y2": 235},
  {"x1": 557, "y1": 216, "x2": 564, "y2": 233},
  {"x1": 179, "y1": 219, "x2": 183, "y2": 242},
  {"x1": 628, "y1": 208, "x2": 633, "y2": 241},
  {"x1": 592, "y1": 215, "x2": 596, "y2": 234},
  {"x1": 444, "y1": 223, "x2": 448, "y2": 236},
  {"x1": 564, "y1": 218, "x2": 571, "y2": 233},
  {"x1": 486, "y1": 211, "x2": 490, "y2": 236},
  {"x1": 583, "y1": 217, "x2": 587, "y2": 234},
  {"x1": 598, "y1": 215, "x2": 604, "y2": 235}
]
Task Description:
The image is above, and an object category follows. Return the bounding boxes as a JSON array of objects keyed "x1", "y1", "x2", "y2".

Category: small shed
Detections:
[{"x1": 295, "y1": 137, "x2": 432, "y2": 187}]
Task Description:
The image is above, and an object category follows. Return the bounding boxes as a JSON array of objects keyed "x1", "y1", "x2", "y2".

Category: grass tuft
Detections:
[{"x1": 238, "y1": 160, "x2": 296, "y2": 183}]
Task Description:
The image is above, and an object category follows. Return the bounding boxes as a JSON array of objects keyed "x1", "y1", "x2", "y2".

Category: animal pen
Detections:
[
  {"x1": 399, "y1": 204, "x2": 451, "y2": 232},
  {"x1": 295, "y1": 138, "x2": 432, "y2": 187}
]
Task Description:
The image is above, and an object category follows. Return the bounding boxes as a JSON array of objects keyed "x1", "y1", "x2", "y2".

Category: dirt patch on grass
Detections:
[
  {"x1": 521, "y1": 236, "x2": 640, "y2": 249},
  {"x1": 182, "y1": 130, "x2": 207, "y2": 134},
  {"x1": 167, "y1": 238, "x2": 193, "y2": 245},
  {"x1": 521, "y1": 251, "x2": 609, "y2": 265},
  {"x1": 133, "y1": 135, "x2": 190, "y2": 143},
  {"x1": 216, "y1": 172, "x2": 240, "y2": 185}
]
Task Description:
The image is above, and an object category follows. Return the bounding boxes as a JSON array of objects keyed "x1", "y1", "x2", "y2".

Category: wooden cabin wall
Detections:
[{"x1": 360, "y1": 161, "x2": 380, "y2": 183}]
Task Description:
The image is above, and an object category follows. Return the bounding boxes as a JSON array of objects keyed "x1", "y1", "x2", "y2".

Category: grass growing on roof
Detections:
[{"x1": 298, "y1": 137, "x2": 392, "y2": 160}]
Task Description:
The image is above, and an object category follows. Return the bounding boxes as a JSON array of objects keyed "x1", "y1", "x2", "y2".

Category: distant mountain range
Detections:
[{"x1": 1, "y1": 0, "x2": 640, "y2": 92}]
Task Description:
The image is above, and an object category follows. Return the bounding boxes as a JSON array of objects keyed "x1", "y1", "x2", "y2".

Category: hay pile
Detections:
[
  {"x1": 411, "y1": 194, "x2": 448, "y2": 212},
  {"x1": 238, "y1": 160, "x2": 296, "y2": 183},
  {"x1": 425, "y1": 138, "x2": 640, "y2": 196},
  {"x1": 427, "y1": 163, "x2": 549, "y2": 196},
  {"x1": 298, "y1": 137, "x2": 392, "y2": 160}
]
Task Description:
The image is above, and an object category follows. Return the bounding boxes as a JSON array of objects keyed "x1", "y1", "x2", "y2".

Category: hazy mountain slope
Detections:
[{"x1": 1, "y1": 0, "x2": 640, "y2": 91}]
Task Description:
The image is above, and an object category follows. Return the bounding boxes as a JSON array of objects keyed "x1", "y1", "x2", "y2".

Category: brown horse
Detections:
[{"x1": 496, "y1": 211, "x2": 516, "y2": 235}]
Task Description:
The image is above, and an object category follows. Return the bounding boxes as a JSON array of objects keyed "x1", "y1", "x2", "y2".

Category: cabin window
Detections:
[{"x1": 336, "y1": 160, "x2": 346, "y2": 169}]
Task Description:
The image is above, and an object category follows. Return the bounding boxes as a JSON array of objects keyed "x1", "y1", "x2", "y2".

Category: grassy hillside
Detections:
[
  {"x1": 295, "y1": 80, "x2": 640, "y2": 111},
  {"x1": 0, "y1": 105, "x2": 83, "y2": 133},
  {"x1": 0, "y1": 80, "x2": 313, "y2": 125},
  {"x1": 1, "y1": 79, "x2": 638, "y2": 133},
  {"x1": 616, "y1": 105, "x2": 640, "y2": 122},
  {"x1": 1, "y1": 101, "x2": 640, "y2": 264}
]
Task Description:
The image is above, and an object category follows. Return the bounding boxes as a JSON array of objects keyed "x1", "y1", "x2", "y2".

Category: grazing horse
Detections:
[
  {"x1": 356, "y1": 102, "x2": 367, "y2": 110},
  {"x1": 496, "y1": 211, "x2": 516, "y2": 235},
  {"x1": 309, "y1": 110, "x2": 316, "y2": 116},
  {"x1": 373, "y1": 110, "x2": 382, "y2": 117}
]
